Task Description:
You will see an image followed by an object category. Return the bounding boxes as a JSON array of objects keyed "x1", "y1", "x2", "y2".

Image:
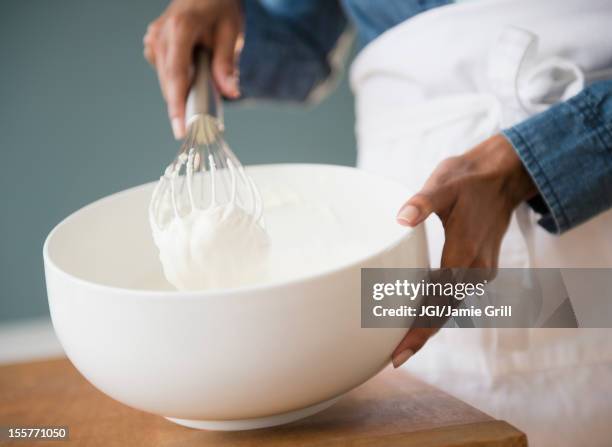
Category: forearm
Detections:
[
  {"x1": 238, "y1": 0, "x2": 349, "y2": 102},
  {"x1": 503, "y1": 80, "x2": 612, "y2": 234}
]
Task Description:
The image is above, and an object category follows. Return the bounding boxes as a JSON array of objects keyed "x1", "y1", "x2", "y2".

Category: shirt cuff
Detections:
[{"x1": 502, "y1": 81, "x2": 612, "y2": 234}]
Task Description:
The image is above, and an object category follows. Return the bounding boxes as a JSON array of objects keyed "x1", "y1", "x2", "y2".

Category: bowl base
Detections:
[{"x1": 165, "y1": 396, "x2": 341, "y2": 431}]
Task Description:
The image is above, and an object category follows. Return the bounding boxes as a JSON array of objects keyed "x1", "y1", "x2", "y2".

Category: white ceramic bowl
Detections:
[{"x1": 44, "y1": 164, "x2": 428, "y2": 430}]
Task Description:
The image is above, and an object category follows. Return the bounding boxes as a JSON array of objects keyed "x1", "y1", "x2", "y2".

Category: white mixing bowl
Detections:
[{"x1": 43, "y1": 164, "x2": 428, "y2": 430}]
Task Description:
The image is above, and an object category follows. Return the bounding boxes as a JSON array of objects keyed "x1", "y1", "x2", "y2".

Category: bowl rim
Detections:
[{"x1": 43, "y1": 163, "x2": 418, "y2": 300}]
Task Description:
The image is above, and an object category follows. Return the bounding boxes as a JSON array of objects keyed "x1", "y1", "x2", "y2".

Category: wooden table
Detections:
[{"x1": 0, "y1": 358, "x2": 526, "y2": 446}]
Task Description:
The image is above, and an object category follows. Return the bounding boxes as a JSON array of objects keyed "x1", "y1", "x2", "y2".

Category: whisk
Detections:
[{"x1": 149, "y1": 50, "x2": 263, "y2": 231}]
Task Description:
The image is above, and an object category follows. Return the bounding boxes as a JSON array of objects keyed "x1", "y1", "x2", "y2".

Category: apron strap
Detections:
[{"x1": 487, "y1": 25, "x2": 585, "y2": 124}]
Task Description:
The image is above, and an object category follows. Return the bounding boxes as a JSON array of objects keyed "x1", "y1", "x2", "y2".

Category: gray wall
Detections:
[{"x1": 0, "y1": 1, "x2": 356, "y2": 323}]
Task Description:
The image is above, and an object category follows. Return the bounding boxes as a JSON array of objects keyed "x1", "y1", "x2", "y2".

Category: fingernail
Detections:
[
  {"x1": 392, "y1": 349, "x2": 414, "y2": 368},
  {"x1": 171, "y1": 117, "x2": 183, "y2": 140},
  {"x1": 397, "y1": 205, "x2": 420, "y2": 226},
  {"x1": 228, "y1": 73, "x2": 240, "y2": 98}
]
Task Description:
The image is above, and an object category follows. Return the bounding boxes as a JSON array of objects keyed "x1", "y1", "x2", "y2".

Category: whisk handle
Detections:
[{"x1": 185, "y1": 49, "x2": 223, "y2": 128}]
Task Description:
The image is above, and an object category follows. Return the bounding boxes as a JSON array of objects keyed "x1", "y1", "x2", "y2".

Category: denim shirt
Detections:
[{"x1": 239, "y1": 0, "x2": 612, "y2": 234}]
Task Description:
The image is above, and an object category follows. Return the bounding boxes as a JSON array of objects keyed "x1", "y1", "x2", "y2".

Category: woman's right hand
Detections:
[{"x1": 143, "y1": 0, "x2": 243, "y2": 139}]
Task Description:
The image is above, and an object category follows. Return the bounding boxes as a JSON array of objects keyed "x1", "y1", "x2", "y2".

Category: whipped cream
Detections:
[
  {"x1": 149, "y1": 149, "x2": 269, "y2": 291},
  {"x1": 152, "y1": 204, "x2": 268, "y2": 290},
  {"x1": 150, "y1": 160, "x2": 372, "y2": 292}
]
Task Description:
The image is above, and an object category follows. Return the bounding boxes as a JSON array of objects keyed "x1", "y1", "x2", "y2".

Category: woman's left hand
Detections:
[{"x1": 390, "y1": 134, "x2": 537, "y2": 368}]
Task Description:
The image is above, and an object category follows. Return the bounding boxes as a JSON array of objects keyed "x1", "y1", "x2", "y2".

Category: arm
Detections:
[
  {"x1": 144, "y1": 0, "x2": 348, "y2": 139},
  {"x1": 503, "y1": 80, "x2": 612, "y2": 233},
  {"x1": 239, "y1": 0, "x2": 349, "y2": 102}
]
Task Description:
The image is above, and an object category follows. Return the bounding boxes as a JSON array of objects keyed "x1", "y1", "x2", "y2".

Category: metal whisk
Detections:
[{"x1": 149, "y1": 50, "x2": 263, "y2": 231}]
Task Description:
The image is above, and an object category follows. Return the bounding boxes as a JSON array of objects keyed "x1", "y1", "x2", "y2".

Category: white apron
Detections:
[{"x1": 350, "y1": 1, "x2": 612, "y2": 445}]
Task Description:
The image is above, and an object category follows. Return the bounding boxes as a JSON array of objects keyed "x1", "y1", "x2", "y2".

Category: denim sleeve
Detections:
[
  {"x1": 503, "y1": 80, "x2": 612, "y2": 234},
  {"x1": 238, "y1": 0, "x2": 348, "y2": 102}
]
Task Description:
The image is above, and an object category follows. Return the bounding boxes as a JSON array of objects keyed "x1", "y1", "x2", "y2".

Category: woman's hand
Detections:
[
  {"x1": 143, "y1": 0, "x2": 242, "y2": 139},
  {"x1": 391, "y1": 134, "x2": 537, "y2": 367}
]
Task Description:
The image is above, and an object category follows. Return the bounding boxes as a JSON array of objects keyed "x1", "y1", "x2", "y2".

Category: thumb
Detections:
[{"x1": 396, "y1": 185, "x2": 455, "y2": 227}]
